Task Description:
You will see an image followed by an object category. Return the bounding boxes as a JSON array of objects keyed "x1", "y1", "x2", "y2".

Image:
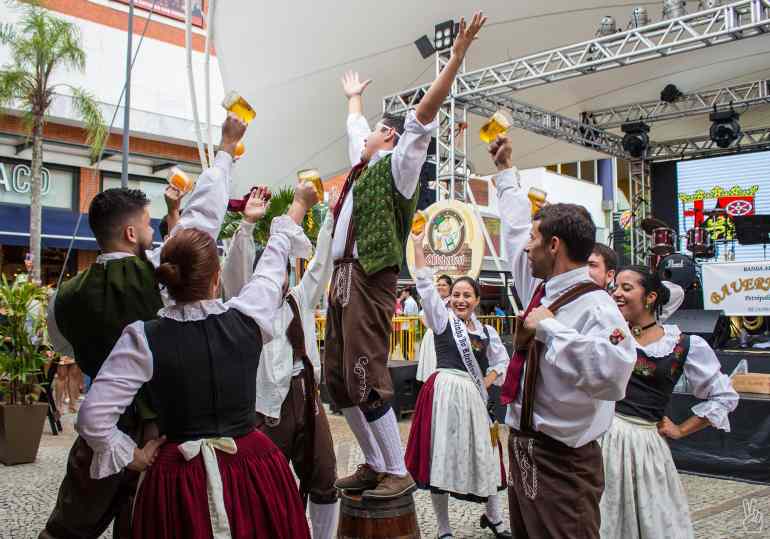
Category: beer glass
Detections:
[
  {"x1": 479, "y1": 110, "x2": 512, "y2": 143},
  {"x1": 234, "y1": 141, "x2": 246, "y2": 158},
  {"x1": 411, "y1": 210, "x2": 428, "y2": 235},
  {"x1": 168, "y1": 167, "x2": 193, "y2": 193},
  {"x1": 222, "y1": 91, "x2": 256, "y2": 124},
  {"x1": 527, "y1": 187, "x2": 547, "y2": 215},
  {"x1": 297, "y1": 169, "x2": 324, "y2": 203}
]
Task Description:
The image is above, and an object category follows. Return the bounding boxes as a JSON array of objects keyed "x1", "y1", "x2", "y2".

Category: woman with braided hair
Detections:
[{"x1": 600, "y1": 265, "x2": 738, "y2": 539}]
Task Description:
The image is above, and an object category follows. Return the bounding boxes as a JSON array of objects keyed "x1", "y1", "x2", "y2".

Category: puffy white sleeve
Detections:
[
  {"x1": 484, "y1": 324, "x2": 509, "y2": 384},
  {"x1": 535, "y1": 295, "x2": 636, "y2": 401},
  {"x1": 46, "y1": 290, "x2": 74, "y2": 356},
  {"x1": 685, "y1": 335, "x2": 738, "y2": 432},
  {"x1": 414, "y1": 267, "x2": 449, "y2": 334},
  {"x1": 495, "y1": 168, "x2": 541, "y2": 307},
  {"x1": 391, "y1": 110, "x2": 438, "y2": 199},
  {"x1": 221, "y1": 220, "x2": 257, "y2": 301},
  {"x1": 75, "y1": 321, "x2": 152, "y2": 479},
  {"x1": 347, "y1": 113, "x2": 370, "y2": 167},
  {"x1": 146, "y1": 151, "x2": 234, "y2": 267},
  {"x1": 226, "y1": 216, "x2": 312, "y2": 343}
]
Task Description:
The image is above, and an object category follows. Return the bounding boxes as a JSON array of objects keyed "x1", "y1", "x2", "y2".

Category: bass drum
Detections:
[{"x1": 656, "y1": 253, "x2": 698, "y2": 291}]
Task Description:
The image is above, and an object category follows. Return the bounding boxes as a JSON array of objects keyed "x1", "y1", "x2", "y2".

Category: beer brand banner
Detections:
[
  {"x1": 406, "y1": 200, "x2": 485, "y2": 281},
  {"x1": 702, "y1": 261, "x2": 770, "y2": 315}
]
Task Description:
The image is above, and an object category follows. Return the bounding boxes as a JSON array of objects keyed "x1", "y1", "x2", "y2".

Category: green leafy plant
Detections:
[
  {"x1": 0, "y1": 275, "x2": 49, "y2": 405},
  {"x1": 0, "y1": 1, "x2": 107, "y2": 281},
  {"x1": 219, "y1": 186, "x2": 328, "y2": 247}
]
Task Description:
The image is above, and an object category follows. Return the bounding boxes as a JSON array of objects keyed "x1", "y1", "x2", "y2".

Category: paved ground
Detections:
[{"x1": 1, "y1": 406, "x2": 769, "y2": 538}]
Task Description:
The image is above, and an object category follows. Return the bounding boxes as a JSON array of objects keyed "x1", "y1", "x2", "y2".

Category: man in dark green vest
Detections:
[
  {"x1": 39, "y1": 115, "x2": 246, "y2": 539},
  {"x1": 328, "y1": 13, "x2": 487, "y2": 500}
]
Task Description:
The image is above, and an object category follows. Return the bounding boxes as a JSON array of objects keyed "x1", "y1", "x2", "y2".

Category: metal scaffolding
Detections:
[
  {"x1": 585, "y1": 79, "x2": 770, "y2": 128},
  {"x1": 648, "y1": 125, "x2": 770, "y2": 161},
  {"x1": 629, "y1": 160, "x2": 652, "y2": 264},
  {"x1": 433, "y1": 50, "x2": 469, "y2": 201}
]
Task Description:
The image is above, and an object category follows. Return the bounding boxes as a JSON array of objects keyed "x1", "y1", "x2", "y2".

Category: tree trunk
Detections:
[{"x1": 29, "y1": 117, "x2": 44, "y2": 283}]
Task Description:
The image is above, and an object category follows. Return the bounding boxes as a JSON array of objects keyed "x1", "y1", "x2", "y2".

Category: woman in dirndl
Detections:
[
  {"x1": 600, "y1": 265, "x2": 738, "y2": 539},
  {"x1": 76, "y1": 186, "x2": 317, "y2": 539},
  {"x1": 415, "y1": 274, "x2": 452, "y2": 383},
  {"x1": 405, "y1": 230, "x2": 511, "y2": 539}
]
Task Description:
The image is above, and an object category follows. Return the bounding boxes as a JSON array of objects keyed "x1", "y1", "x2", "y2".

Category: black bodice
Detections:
[
  {"x1": 144, "y1": 308, "x2": 262, "y2": 442},
  {"x1": 433, "y1": 320, "x2": 490, "y2": 375},
  {"x1": 616, "y1": 333, "x2": 691, "y2": 423}
]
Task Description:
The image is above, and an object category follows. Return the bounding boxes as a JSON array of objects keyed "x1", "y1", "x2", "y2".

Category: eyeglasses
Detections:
[{"x1": 373, "y1": 122, "x2": 401, "y2": 139}]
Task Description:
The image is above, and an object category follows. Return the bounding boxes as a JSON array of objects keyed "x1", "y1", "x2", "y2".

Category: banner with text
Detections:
[{"x1": 702, "y1": 261, "x2": 770, "y2": 315}]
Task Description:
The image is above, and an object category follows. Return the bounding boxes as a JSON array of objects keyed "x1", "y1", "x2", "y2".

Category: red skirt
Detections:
[{"x1": 132, "y1": 430, "x2": 310, "y2": 539}]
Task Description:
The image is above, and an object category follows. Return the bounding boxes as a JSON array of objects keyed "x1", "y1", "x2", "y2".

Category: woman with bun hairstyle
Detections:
[
  {"x1": 405, "y1": 230, "x2": 511, "y2": 539},
  {"x1": 75, "y1": 183, "x2": 320, "y2": 539},
  {"x1": 415, "y1": 274, "x2": 452, "y2": 383},
  {"x1": 600, "y1": 265, "x2": 738, "y2": 539}
]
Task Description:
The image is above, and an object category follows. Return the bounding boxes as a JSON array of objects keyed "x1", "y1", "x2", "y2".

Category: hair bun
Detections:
[
  {"x1": 658, "y1": 281, "x2": 672, "y2": 307},
  {"x1": 156, "y1": 262, "x2": 182, "y2": 289}
]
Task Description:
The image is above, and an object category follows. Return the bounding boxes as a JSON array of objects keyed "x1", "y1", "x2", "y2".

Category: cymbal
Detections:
[{"x1": 641, "y1": 216, "x2": 670, "y2": 234}]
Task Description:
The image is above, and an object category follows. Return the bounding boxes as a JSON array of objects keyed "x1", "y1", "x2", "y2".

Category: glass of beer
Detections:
[
  {"x1": 234, "y1": 141, "x2": 246, "y2": 158},
  {"x1": 528, "y1": 187, "x2": 547, "y2": 215},
  {"x1": 480, "y1": 110, "x2": 512, "y2": 143},
  {"x1": 411, "y1": 210, "x2": 427, "y2": 235},
  {"x1": 167, "y1": 167, "x2": 193, "y2": 193},
  {"x1": 222, "y1": 91, "x2": 256, "y2": 124},
  {"x1": 297, "y1": 169, "x2": 324, "y2": 204}
]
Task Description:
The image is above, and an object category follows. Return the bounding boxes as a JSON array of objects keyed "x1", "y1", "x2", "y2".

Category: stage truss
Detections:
[{"x1": 383, "y1": 0, "x2": 770, "y2": 266}]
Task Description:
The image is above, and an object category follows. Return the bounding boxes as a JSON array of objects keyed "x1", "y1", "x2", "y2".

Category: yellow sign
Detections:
[{"x1": 406, "y1": 200, "x2": 485, "y2": 281}]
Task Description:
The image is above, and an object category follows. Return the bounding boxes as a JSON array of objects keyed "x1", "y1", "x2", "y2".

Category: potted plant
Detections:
[{"x1": 0, "y1": 275, "x2": 50, "y2": 465}]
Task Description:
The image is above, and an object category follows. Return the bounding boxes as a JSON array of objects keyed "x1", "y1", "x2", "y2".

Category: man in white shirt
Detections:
[
  {"x1": 221, "y1": 198, "x2": 339, "y2": 539},
  {"x1": 328, "y1": 13, "x2": 487, "y2": 500},
  {"x1": 491, "y1": 135, "x2": 636, "y2": 538}
]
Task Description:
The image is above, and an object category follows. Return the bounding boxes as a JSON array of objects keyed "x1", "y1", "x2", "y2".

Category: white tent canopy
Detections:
[{"x1": 213, "y1": 1, "x2": 770, "y2": 192}]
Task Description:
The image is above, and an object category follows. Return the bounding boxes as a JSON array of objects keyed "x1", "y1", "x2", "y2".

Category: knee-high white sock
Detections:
[
  {"x1": 341, "y1": 407, "x2": 385, "y2": 472},
  {"x1": 485, "y1": 493, "x2": 504, "y2": 526},
  {"x1": 367, "y1": 408, "x2": 407, "y2": 476},
  {"x1": 309, "y1": 500, "x2": 339, "y2": 539},
  {"x1": 431, "y1": 492, "x2": 452, "y2": 537}
]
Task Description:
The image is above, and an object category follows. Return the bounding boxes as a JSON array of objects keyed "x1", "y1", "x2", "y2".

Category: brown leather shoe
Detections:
[
  {"x1": 361, "y1": 472, "x2": 416, "y2": 500},
  {"x1": 334, "y1": 463, "x2": 384, "y2": 492}
]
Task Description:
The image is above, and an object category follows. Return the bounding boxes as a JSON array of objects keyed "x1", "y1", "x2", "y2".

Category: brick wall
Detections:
[
  {"x1": 468, "y1": 178, "x2": 489, "y2": 206},
  {"x1": 79, "y1": 168, "x2": 101, "y2": 213}
]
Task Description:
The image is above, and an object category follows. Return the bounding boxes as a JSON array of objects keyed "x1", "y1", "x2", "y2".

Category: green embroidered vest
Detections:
[
  {"x1": 55, "y1": 256, "x2": 163, "y2": 419},
  {"x1": 352, "y1": 154, "x2": 419, "y2": 275}
]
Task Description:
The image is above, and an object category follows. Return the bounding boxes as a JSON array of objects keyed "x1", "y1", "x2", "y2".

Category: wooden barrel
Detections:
[{"x1": 337, "y1": 491, "x2": 420, "y2": 539}]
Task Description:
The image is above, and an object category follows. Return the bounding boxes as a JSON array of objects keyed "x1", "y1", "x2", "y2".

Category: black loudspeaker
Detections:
[
  {"x1": 417, "y1": 157, "x2": 436, "y2": 211},
  {"x1": 665, "y1": 309, "x2": 728, "y2": 348}
]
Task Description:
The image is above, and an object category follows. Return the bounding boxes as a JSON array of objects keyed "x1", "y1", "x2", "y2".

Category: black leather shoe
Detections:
[{"x1": 480, "y1": 513, "x2": 513, "y2": 538}]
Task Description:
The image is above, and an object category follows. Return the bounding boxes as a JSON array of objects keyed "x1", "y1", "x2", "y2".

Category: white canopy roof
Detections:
[{"x1": 214, "y1": 1, "x2": 770, "y2": 191}]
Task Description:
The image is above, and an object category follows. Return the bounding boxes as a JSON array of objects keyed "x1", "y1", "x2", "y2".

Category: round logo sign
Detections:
[
  {"x1": 725, "y1": 199, "x2": 753, "y2": 217},
  {"x1": 428, "y1": 209, "x2": 466, "y2": 257}
]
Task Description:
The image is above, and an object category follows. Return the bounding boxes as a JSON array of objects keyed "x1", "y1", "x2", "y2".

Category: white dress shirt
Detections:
[
  {"x1": 46, "y1": 151, "x2": 235, "y2": 356},
  {"x1": 221, "y1": 214, "x2": 334, "y2": 420},
  {"x1": 414, "y1": 267, "x2": 509, "y2": 383},
  {"x1": 332, "y1": 110, "x2": 438, "y2": 260},
  {"x1": 638, "y1": 325, "x2": 738, "y2": 431},
  {"x1": 496, "y1": 168, "x2": 636, "y2": 448},
  {"x1": 75, "y1": 215, "x2": 310, "y2": 479}
]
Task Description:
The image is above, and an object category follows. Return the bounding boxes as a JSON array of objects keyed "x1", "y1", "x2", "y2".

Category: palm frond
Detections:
[
  {"x1": 0, "y1": 22, "x2": 17, "y2": 45},
  {"x1": 70, "y1": 86, "x2": 106, "y2": 160},
  {"x1": 0, "y1": 68, "x2": 31, "y2": 105}
]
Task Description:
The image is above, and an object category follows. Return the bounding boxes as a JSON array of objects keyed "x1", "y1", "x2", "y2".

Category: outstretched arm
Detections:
[
  {"x1": 412, "y1": 230, "x2": 450, "y2": 334},
  {"x1": 415, "y1": 12, "x2": 486, "y2": 125},
  {"x1": 342, "y1": 71, "x2": 373, "y2": 166}
]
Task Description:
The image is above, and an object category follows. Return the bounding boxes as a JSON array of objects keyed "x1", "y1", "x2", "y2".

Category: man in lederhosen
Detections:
[
  {"x1": 491, "y1": 135, "x2": 636, "y2": 538},
  {"x1": 221, "y1": 189, "x2": 339, "y2": 539},
  {"x1": 328, "y1": 12, "x2": 487, "y2": 501}
]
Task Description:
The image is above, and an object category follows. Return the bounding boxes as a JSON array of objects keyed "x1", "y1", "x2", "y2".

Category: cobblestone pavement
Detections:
[{"x1": 1, "y1": 407, "x2": 768, "y2": 538}]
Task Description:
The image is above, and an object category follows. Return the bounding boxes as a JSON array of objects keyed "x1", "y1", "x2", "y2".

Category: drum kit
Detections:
[{"x1": 641, "y1": 209, "x2": 736, "y2": 291}]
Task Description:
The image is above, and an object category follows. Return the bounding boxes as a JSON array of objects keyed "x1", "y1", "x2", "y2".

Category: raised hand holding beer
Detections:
[
  {"x1": 219, "y1": 113, "x2": 247, "y2": 158},
  {"x1": 489, "y1": 135, "x2": 513, "y2": 171}
]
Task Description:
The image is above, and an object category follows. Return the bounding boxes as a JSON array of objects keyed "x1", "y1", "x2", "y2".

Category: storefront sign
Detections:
[
  {"x1": 406, "y1": 200, "x2": 484, "y2": 280},
  {"x1": 702, "y1": 261, "x2": 770, "y2": 315},
  {"x1": 0, "y1": 160, "x2": 74, "y2": 209}
]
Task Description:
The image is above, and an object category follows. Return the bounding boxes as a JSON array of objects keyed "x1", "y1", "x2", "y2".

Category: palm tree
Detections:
[{"x1": 0, "y1": 1, "x2": 106, "y2": 282}]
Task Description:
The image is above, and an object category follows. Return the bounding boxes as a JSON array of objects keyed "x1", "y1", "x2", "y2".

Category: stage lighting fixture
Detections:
[
  {"x1": 596, "y1": 15, "x2": 617, "y2": 36},
  {"x1": 709, "y1": 108, "x2": 741, "y2": 149},
  {"x1": 662, "y1": 0, "x2": 687, "y2": 20},
  {"x1": 629, "y1": 7, "x2": 650, "y2": 28},
  {"x1": 621, "y1": 121, "x2": 651, "y2": 159},
  {"x1": 660, "y1": 84, "x2": 683, "y2": 103},
  {"x1": 434, "y1": 20, "x2": 455, "y2": 52},
  {"x1": 414, "y1": 35, "x2": 435, "y2": 59}
]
